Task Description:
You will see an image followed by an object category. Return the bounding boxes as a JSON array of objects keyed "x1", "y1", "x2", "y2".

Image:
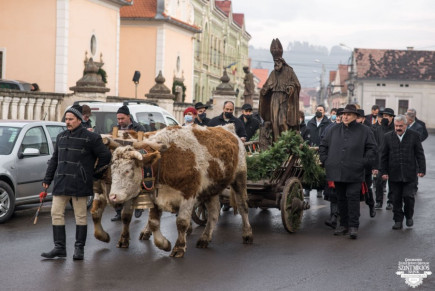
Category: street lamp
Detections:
[{"x1": 132, "y1": 70, "x2": 141, "y2": 99}]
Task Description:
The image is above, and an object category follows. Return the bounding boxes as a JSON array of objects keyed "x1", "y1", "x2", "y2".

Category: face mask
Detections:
[
  {"x1": 315, "y1": 111, "x2": 322, "y2": 118},
  {"x1": 224, "y1": 112, "x2": 233, "y2": 119},
  {"x1": 331, "y1": 115, "x2": 337, "y2": 121},
  {"x1": 381, "y1": 118, "x2": 389, "y2": 126},
  {"x1": 184, "y1": 115, "x2": 193, "y2": 123},
  {"x1": 243, "y1": 114, "x2": 252, "y2": 120},
  {"x1": 198, "y1": 113, "x2": 206, "y2": 120}
]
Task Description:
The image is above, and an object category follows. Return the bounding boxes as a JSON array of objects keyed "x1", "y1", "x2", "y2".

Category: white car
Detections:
[{"x1": 71, "y1": 100, "x2": 180, "y2": 134}]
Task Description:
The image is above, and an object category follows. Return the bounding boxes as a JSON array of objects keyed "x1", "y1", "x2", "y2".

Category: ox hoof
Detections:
[
  {"x1": 196, "y1": 239, "x2": 209, "y2": 249},
  {"x1": 187, "y1": 226, "x2": 193, "y2": 236},
  {"x1": 95, "y1": 232, "x2": 110, "y2": 243},
  {"x1": 169, "y1": 248, "x2": 185, "y2": 258},
  {"x1": 116, "y1": 238, "x2": 130, "y2": 248},
  {"x1": 139, "y1": 231, "x2": 152, "y2": 241},
  {"x1": 243, "y1": 235, "x2": 254, "y2": 244}
]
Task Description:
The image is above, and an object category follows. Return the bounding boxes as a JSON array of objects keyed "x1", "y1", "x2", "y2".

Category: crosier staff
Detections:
[{"x1": 34, "y1": 188, "x2": 48, "y2": 224}]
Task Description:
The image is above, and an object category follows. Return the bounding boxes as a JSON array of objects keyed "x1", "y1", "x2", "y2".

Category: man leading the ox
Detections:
[
  {"x1": 239, "y1": 103, "x2": 260, "y2": 141},
  {"x1": 41, "y1": 105, "x2": 111, "y2": 260},
  {"x1": 319, "y1": 104, "x2": 377, "y2": 239},
  {"x1": 380, "y1": 115, "x2": 425, "y2": 230},
  {"x1": 208, "y1": 101, "x2": 247, "y2": 142},
  {"x1": 111, "y1": 105, "x2": 146, "y2": 221}
]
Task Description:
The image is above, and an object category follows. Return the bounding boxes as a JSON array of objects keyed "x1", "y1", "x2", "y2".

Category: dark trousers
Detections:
[
  {"x1": 374, "y1": 175, "x2": 387, "y2": 204},
  {"x1": 335, "y1": 182, "x2": 361, "y2": 228},
  {"x1": 364, "y1": 173, "x2": 374, "y2": 207},
  {"x1": 389, "y1": 181, "x2": 416, "y2": 222}
]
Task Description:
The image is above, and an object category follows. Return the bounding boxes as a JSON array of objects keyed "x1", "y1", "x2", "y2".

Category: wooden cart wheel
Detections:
[
  {"x1": 280, "y1": 177, "x2": 305, "y2": 233},
  {"x1": 191, "y1": 201, "x2": 208, "y2": 226}
]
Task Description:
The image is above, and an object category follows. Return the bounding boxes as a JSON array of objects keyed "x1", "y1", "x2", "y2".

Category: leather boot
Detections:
[
  {"x1": 349, "y1": 227, "x2": 358, "y2": 239},
  {"x1": 325, "y1": 202, "x2": 338, "y2": 229},
  {"x1": 73, "y1": 225, "x2": 87, "y2": 260},
  {"x1": 41, "y1": 225, "x2": 67, "y2": 258}
]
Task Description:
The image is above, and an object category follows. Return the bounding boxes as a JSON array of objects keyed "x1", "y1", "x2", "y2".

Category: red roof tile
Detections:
[
  {"x1": 354, "y1": 48, "x2": 435, "y2": 81},
  {"x1": 215, "y1": 1, "x2": 232, "y2": 16},
  {"x1": 120, "y1": 0, "x2": 156, "y2": 18},
  {"x1": 252, "y1": 68, "x2": 269, "y2": 89},
  {"x1": 337, "y1": 64, "x2": 349, "y2": 93},
  {"x1": 232, "y1": 13, "x2": 244, "y2": 27}
]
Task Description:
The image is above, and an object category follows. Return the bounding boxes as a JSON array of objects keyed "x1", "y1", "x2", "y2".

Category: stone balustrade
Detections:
[{"x1": 0, "y1": 89, "x2": 70, "y2": 121}]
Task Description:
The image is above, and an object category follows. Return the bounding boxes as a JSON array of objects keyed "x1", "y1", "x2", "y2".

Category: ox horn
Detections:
[{"x1": 133, "y1": 141, "x2": 168, "y2": 153}]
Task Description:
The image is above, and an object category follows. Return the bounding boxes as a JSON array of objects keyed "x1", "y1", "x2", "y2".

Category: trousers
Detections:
[
  {"x1": 51, "y1": 195, "x2": 88, "y2": 225},
  {"x1": 335, "y1": 182, "x2": 361, "y2": 228},
  {"x1": 389, "y1": 181, "x2": 416, "y2": 222}
]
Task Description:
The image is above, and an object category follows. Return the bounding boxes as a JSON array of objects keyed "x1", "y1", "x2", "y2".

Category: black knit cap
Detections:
[
  {"x1": 65, "y1": 105, "x2": 83, "y2": 121},
  {"x1": 117, "y1": 105, "x2": 130, "y2": 116}
]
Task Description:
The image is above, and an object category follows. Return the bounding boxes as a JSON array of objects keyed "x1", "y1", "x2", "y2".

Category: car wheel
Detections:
[{"x1": 0, "y1": 181, "x2": 15, "y2": 224}]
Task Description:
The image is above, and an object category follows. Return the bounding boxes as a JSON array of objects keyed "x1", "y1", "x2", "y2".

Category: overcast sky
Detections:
[{"x1": 231, "y1": 0, "x2": 435, "y2": 51}]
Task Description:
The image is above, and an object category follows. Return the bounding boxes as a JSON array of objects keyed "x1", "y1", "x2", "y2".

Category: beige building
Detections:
[
  {"x1": 192, "y1": 0, "x2": 251, "y2": 106},
  {"x1": 119, "y1": 0, "x2": 200, "y2": 101},
  {"x1": 0, "y1": 0, "x2": 131, "y2": 94}
]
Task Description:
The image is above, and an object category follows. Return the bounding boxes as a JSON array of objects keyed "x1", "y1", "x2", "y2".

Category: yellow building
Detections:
[{"x1": 0, "y1": 0, "x2": 131, "y2": 94}]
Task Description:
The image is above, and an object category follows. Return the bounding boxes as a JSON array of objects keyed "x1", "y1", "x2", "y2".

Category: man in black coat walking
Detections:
[
  {"x1": 238, "y1": 103, "x2": 260, "y2": 141},
  {"x1": 381, "y1": 115, "x2": 426, "y2": 230},
  {"x1": 303, "y1": 104, "x2": 331, "y2": 198},
  {"x1": 41, "y1": 105, "x2": 111, "y2": 260},
  {"x1": 208, "y1": 101, "x2": 247, "y2": 141},
  {"x1": 319, "y1": 104, "x2": 377, "y2": 239},
  {"x1": 194, "y1": 102, "x2": 211, "y2": 126}
]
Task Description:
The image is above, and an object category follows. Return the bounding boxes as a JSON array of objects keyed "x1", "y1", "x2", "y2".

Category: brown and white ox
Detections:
[{"x1": 106, "y1": 125, "x2": 253, "y2": 257}]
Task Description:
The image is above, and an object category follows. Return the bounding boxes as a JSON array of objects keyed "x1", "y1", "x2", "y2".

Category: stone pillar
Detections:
[
  {"x1": 18, "y1": 98, "x2": 28, "y2": 120},
  {"x1": 49, "y1": 99, "x2": 59, "y2": 121},
  {"x1": 10, "y1": 97, "x2": 20, "y2": 119},
  {"x1": 34, "y1": 98, "x2": 44, "y2": 120},
  {"x1": 209, "y1": 69, "x2": 237, "y2": 118},
  {"x1": 27, "y1": 98, "x2": 36, "y2": 120},
  {"x1": 145, "y1": 71, "x2": 175, "y2": 114}
]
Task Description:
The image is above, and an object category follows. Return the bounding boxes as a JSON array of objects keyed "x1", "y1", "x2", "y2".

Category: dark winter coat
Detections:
[
  {"x1": 415, "y1": 117, "x2": 428, "y2": 142},
  {"x1": 372, "y1": 121, "x2": 394, "y2": 169},
  {"x1": 319, "y1": 120, "x2": 378, "y2": 183},
  {"x1": 299, "y1": 120, "x2": 306, "y2": 137},
  {"x1": 408, "y1": 121, "x2": 425, "y2": 142},
  {"x1": 118, "y1": 120, "x2": 146, "y2": 132},
  {"x1": 380, "y1": 129, "x2": 426, "y2": 182},
  {"x1": 238, "y1": 114, "x2": 260, "y2": 141},
  {"x1": 194, "y1": 116, "x2": 211, "y2": 126},
  {"x1": 208, "y1": 113, "x2": 247, "y2": 139},
  {"x1": 82, "y1": 119, "x2": 92, "y2": 129},
  {"x1": 43, "y1": 124, "x2": 111, "y2": 197},
  {"x1": 303, "y1": 116, "x2": 331, "y2": 146}
]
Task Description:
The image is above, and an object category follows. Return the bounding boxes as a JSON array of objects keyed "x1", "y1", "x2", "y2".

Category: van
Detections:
[
  {"x1": 71, "y1": 100, "x2": 180, "y2": 134},
  {"x1": 0, "y1": 79, "x2": 33, "y2": 91}
]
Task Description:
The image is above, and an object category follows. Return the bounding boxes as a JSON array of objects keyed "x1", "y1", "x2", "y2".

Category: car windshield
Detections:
[
  {"x1": 0, "y1": 126, "x2": 21, "y2": 155},
  {"x1": 136, "y1": 112, "x2": 167, "y2": 131}
]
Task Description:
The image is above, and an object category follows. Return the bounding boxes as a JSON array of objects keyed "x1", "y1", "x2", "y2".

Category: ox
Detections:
[{"x1": 105, "y1": 124, "x2": 253, "y2": 257}]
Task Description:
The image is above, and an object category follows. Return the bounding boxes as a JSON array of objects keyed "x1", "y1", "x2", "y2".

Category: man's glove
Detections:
[{"x1": 39, "y1": 191, "x2": 47, "y2": 202}]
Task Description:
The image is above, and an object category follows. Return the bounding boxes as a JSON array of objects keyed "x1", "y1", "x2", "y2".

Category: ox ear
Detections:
[{"x1": 142, "y1": 151, "x2": 161, "y2": 166}]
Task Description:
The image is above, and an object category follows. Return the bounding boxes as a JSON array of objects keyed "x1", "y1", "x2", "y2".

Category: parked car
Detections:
[
  {"x1": 0, "y1": 79, "x2": 33, "y2": 91},
  {"x1": 0, "y1": 120, "x2": 92, "y2": 223},
  {"x1": 69, "y1": 100, "x2": 180, "y2": 134}
]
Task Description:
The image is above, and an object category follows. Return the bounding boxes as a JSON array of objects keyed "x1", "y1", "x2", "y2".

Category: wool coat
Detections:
[
  {"x1": 380, "y1": 129, "x2": 426, "y2": 182},
  {"x1": 303, "y1": 116, "x2": 331, "y2": 146},
  {"x1": 43, "y1": 124, "x2": 111, "y2": 197},
  {"x1": 238, "y1": 114, "x2": 260, "y2": 141},
  {"x1": 319, "y1": 120, "x2": 378, "y2": 183}
]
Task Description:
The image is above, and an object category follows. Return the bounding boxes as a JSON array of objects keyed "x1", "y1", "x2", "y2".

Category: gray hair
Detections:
[
  {"x1": 405, "y1": 111, "x2": 416, "y2": 121},
  {"x1": 407, "y1": 108, "x2": 416, "y2": 115},
  {"x1": 394, "y1": 114, "x2": 407, "y2": 123}
]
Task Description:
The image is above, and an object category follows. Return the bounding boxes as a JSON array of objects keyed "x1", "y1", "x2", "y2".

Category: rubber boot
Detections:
[
  {"x1": 41, "y1": 225, "x2": 67, "y2": 258},
  {"x1": 73, "y1": 225, "x2": 87, "y2": 260}
]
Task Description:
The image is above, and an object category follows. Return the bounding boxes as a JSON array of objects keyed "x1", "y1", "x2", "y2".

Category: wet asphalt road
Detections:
[{"x1": 1, "y1": 135, "x2": 435, "y2": 291}]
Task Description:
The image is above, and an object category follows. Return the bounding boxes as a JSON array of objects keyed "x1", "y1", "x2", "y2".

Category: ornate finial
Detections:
[
  {"x1": 270, "y1": 38, "x2": 283, "y2": 60},
  {"x1": 84, "y1": 51, "x2": 88, "y2": 62},
  {"x1": 155, "y1": 70, "x2": 166, "y2": 84},
  {"x1": 220, "y1": 69, "x2": 230, "y2": 83}
]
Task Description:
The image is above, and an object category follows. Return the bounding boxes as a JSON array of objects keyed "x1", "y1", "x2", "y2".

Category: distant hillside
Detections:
[{"x1": 249, "y1": 41, "x2": 351, "y2": 89}]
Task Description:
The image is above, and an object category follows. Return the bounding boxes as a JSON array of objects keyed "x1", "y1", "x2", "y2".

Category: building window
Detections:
[
  {"x1": 398, "y1": 100, "x2": 409, "y2": 115},
  {"x1": 375, "y1": 99, "x2": 386, "y2": 110}
]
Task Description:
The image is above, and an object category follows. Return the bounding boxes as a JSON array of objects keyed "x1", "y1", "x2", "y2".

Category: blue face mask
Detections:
[
  {"x1": 184, "y1": 115, "x2": 193, "y2": 123},
  {"x1": 331, "y1": 115, "x2": 337, "y2": 121}
]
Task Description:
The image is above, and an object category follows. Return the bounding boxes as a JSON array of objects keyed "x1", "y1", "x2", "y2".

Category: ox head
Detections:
[{"x1": 109, "y1": 145, "x2": 161, "y2": 204}]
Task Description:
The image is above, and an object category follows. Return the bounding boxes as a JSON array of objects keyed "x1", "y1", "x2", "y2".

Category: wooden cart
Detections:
[{"x1": 192, "y1": 141, "x2": 311, "y2": 233}]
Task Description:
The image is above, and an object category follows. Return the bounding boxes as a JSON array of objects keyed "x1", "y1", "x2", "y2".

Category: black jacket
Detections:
[
  {"x1": 319, "y1": 121, "x2": 378, "y2": 183},
  {"x1": 208, "y1": 113, "x2": 247, "y2": 139},
  {"x1": 303, "y1": 116, "x2": 331, "y2": 146},
  {"x1": 194, "y1": 117, "x2": 211, "y2": 126},
  {"x1": 119, "y1": 120, "x2": 146, "y2": 132},
  {"x1": 82, "y1": 119, "x2": 92, "y2": 129},
  {"x1": 239, "y1": 114, "x2": 260, "y2": 141},
  {"x1": 380, "y1": 129, "x2": 426, "y2": 182},
  {"x1": 415, "y1": 117, "x2": 428, "y2": 142},
  {"x1": 408, "y1": 121, "x2": 426, "y2": 142},
  {"x1": 43, "y1": 124, "x2": 111, "y2": 197},
  {"x1": 372, "y1": 121, "x2": 394, "y2": 169}
]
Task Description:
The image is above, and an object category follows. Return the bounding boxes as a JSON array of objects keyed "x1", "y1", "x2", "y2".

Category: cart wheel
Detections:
[
  {"x1": 280, "y1": 177, "x2": 304, "y2": 233},
  {"x1": 191, "y1": 201, "x2": 208, "y2": 226}
]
